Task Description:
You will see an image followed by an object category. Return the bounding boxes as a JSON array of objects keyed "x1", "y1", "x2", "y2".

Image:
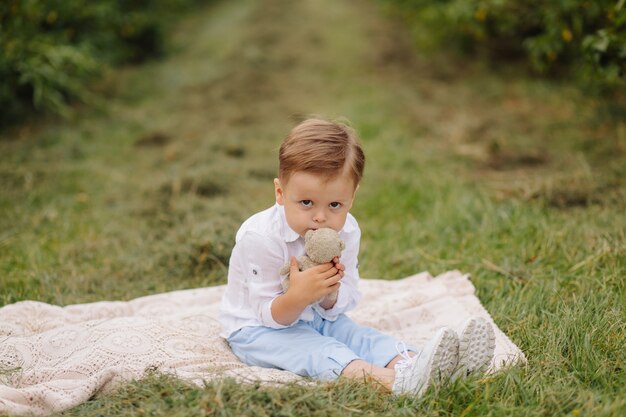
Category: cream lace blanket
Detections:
[{"x1": 0, "y1": 271, "x2": 525, "y2": 416}]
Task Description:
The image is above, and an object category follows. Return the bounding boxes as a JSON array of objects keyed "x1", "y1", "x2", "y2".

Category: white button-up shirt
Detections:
[{"x1": 219, "y1": 204, "x2": 362, "y2": 338}]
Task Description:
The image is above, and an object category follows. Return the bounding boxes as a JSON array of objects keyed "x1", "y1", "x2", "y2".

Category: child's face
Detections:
[{"x1": 274, "y1": 171, "x2": 358, "y2": 237}]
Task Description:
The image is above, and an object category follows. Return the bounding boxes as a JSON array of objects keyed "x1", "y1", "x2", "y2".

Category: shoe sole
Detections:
[
  {"x1": 415, "y1": 328, "x2": 459, "y2": 396},
  {"x1": 452, "y1": 317, "x2": 496, "y2": 380}
]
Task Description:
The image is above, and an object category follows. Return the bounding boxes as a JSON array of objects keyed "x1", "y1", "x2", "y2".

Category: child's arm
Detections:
[
  {"x1": 271, "y1": 257, "x2": 342, "y2": 325},
  {"x1": 234, "y1": 231, "x2": 299, "y2": 329}
]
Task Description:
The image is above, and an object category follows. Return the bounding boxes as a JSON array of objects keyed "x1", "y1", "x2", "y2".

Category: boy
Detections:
[{"x1": 219, "y1": 118, "x2": 495, "y2": 395}]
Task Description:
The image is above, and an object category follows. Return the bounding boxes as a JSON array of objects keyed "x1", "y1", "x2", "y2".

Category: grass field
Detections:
[{"x1": 1, "y1": 0, "x2": 625, "y2": 415}]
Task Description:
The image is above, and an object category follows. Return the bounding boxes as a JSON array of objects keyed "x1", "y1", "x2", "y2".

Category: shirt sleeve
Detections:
[
  {"x1": 313, "y1": 225, "x2": 362, "y2": 320},
  {"x1": 237, "y1": 231, "x2": 296, "y2": 329}
]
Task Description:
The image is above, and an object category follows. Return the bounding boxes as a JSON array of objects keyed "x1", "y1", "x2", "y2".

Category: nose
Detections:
[{"x1": 313, "y1": 209, "x2": 326, "y2": 223}]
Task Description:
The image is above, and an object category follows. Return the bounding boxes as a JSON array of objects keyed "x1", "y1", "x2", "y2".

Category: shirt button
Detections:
[{"x1": 252, "y1": 269, "x2": 258, "y2": 275}]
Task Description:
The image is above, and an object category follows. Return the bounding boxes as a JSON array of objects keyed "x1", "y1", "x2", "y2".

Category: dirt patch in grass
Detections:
[
  {"x1": 484, "y1": 147, "x2": 550, "y2": 171},
  {"x1": 482, "y1": 170, "x2": 625, "y2": 209},
  {"x1": 135, "y1": 131, "x2": 172, "y2": 147},
  {"x1": 158, "y1": 177, "x2": 227, "y2": 199},
  {"x1": 247, "y1": 168, "x2": 275, "y2": 180},
  {"x1": 545, "y1": 186, "x2": 601, "y2": 208},
  {"x1": 222, "y1": 144, "x2": 246, "y2": 158},
  {"x1": 539, "y1": 177, "x2": 624, "y2": 209}
]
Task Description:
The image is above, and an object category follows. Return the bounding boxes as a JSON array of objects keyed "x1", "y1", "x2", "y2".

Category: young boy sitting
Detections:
[{"x1": 219, "y1": 118, "x2": 495, "y2": 395}]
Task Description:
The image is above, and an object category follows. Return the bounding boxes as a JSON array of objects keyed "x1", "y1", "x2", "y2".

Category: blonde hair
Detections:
[{"x1": 278, "y1": 118, "x2": 365, "y2": 187}]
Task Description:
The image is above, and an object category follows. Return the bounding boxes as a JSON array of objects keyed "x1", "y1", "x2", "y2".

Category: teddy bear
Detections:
[{"x1": 278, "y1": 228, "x2": 345, "y2": 303}]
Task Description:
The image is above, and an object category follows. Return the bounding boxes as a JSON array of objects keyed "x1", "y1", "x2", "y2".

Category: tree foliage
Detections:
[
  {"x1": 0, "y1": 0, "x2": 205, "y2": 127},
  {"x1": 386, "y1": 0, "x2": 626, "y2": 89}
]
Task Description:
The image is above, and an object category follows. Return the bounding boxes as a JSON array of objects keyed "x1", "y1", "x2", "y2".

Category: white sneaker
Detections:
[
  {"x1": 451, "y1": 317, "x2": 496, "y2": 380},
  {"x1": 392, "y1": 328, "x2": 459, "y2": 396}
]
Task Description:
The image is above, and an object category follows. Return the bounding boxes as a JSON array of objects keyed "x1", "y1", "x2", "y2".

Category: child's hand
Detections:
[
  {"x1": 332, "y1": 256, "x2": 345, "y2": 278},
  {"x1": 271, "y1": 258, "x2": 343, "y2": 325},
  {"x1": 287, "y1": 257, "x2": 342, "y2": 306}
]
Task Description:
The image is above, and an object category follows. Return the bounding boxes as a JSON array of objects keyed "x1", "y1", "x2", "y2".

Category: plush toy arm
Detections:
[
  {"x1": 326, "y1": 290, "x2": 339, "y2": 301},
  {"x1": 279, "y1": 258, "x2": 306, "y2": 295},
  {"x1": 278, "y1": 262, "x2": 291, "y2": 276},
  {"x1": 278, "y1": 257, "x2": 307, "y2": 276}
]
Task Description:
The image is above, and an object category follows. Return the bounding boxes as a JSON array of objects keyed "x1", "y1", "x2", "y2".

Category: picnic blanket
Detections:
[{"x1": 0, "y1": 270, "x2": 526, "y2": 416}]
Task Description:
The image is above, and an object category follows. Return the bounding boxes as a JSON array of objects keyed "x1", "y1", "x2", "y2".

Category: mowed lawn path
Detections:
[{"x1": 1, "y1": 0, "x2": 624, "y2": 415}]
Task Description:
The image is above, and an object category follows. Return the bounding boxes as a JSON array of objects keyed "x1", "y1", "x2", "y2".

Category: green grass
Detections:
[{"x1": 1, "y1": 0, "x2": 625, "y2": 416}]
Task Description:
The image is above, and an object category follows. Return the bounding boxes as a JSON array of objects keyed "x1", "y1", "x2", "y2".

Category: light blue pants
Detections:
[{"x1": 228, "y1": 311, "x2": 411, "y2": 381}]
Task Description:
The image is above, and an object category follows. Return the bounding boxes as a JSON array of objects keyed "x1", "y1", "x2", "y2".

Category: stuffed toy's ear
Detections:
[
  {"x1": 340, "y1": 240, "x2": 345, "y2": 250},
  {"x1": 304, "y1": 229, "x2": 315, "y2": 242}
]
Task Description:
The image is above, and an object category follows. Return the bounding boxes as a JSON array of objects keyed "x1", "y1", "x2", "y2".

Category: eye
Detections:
[
  {"x1": 300, "y1": 200, "x2": 313, "y2": 207},
  {"x1": 329, "y1": 202, "x2": 342, "y2": 209}
]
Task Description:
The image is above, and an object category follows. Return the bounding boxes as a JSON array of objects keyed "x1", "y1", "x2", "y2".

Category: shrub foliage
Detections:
[
  {"x1": 387, "y1": 0, "x2": 626, "y2": 88},
  {"x1": 0, "y1": 0, "x2": 204, "y2": 127}
]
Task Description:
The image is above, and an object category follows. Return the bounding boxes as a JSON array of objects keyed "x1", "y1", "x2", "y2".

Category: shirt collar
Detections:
[{"x1": 275, "y1": 203, "x2": 355, "y2": 243}]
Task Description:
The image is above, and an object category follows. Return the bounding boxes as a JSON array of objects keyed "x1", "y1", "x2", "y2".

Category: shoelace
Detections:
[{"x1": 394, "y1": 341, "x2": 414, "y2": 373}]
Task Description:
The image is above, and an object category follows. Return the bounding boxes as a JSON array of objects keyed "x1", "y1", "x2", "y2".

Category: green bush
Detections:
[
  {"x1": 0, "y1": 0, "x2": 205, "y2": 128},
  {"x1": 385, "y1": 0, "x2": 626, "y2": 89}
]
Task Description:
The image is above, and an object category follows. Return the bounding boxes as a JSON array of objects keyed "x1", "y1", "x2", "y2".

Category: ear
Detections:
[
  {"x1": 305, "y1": 229, "x2": 314, "y2": 242},
  {"x1": 274, "y1": 178, "x2": 284, "y2": 205},
  {"x1": 340, "y1": 240, "x2": 345, "y2": 250}
]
